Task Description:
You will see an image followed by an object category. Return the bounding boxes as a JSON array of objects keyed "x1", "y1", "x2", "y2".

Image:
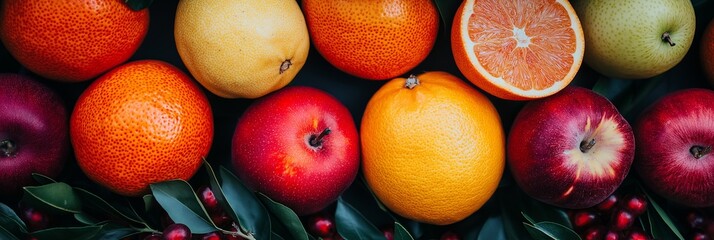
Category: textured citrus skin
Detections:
[
  {"x1": 175, "y1": 0, "x2": 309, "y2": 99},
  {"x1": 70, "y1": 60, "x2": 214, "y2": 196},
  {"x1": 702, "y1": 19, "x2": 714, "y2": 85},
  {"x1": 361, "y1": 72, "x2": 505, "y2": 225},
  {"x1": 451, "y1": 0, "x2": 584, "y2": 100},
  {"x1": 0, "y1": 0, "x2": 149, "y2": 82},
  {"x1": 302, "y1": 0, "x2": 439, "y2": 80}
]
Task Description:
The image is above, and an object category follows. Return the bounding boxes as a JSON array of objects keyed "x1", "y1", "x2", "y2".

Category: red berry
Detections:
[
  {"x1": 380, "y1": 225, "x2": 394, "y2": 240},
  {"x1": 626, "y1": 229, "x2": 651, "y2": 240},
  {"x1": 143, "y1": 234, "x2": 162, "y2": 240},
  {"x1": 306, "y1": 214, "x2": 335, "y2": 238},
  {"x1": 573, "y1": 210, "x2": 600, "y2": 229},
  {"x1": 597, "y1": 194, "x2": 619, "y2": 214},
  {"x1": 198, "y1": 186, "x2": 221, "y2": 213},
  {"x1": 621, "y1": 195, "x2": 647, "y2": 216},
  {"x1": 20, "y1": 207, "x2": 49, "y2": 231},
  {"x1": 689, "y1": 211, "x2": 707, "y2": 230},
  {"x1": 163, "y1": 223, "x2": 192, "y2": 240},
  {"x1": 582, "y1": 226, "x2": 606, "y2": 240},
  {"x1": 440, "y1": 230, "x2": 460, "y2": 240},
  {"x1": 605, "y1": 230, "x2": 621, "y2": 240},
  {"x1": 201, "y1": 232, "x2": 225, "y2": 240},
  {"x1": 691, "y1": 231, "x2": 710, "y2": 240},
  {"x1": 610, "y1": 209, "x2": 635, "y2": 231}
]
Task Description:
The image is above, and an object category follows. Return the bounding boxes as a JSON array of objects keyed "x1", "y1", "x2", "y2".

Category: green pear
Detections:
[{"x1": 573, "y1": 0, "x2": 695, "y2": 79}]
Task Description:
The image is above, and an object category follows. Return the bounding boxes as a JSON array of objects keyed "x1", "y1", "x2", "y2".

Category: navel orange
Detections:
[
  {"x1": 0, "y1": 0, "x2": 149, "y2": 82},
  {"x1": 70, "y1": 60, "x2": 214, "y2": 196},
  {"x1": 451, "y1": 0, "x2": 584, "y2": 100},
  {"x1": 361, "y1": 72, "x2": 505, "y2": 225},
  {"x1": 301, "y1": 0, "x2": 439, "y2": 80}
]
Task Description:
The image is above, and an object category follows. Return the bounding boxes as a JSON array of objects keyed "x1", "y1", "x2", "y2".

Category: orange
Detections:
[
  {"x1": 702, "y1": 18, "x2": 714, "y2": 85},
  {"x1": 70, "y1": 60, "x2": 214, "y2": 196},
  {"x1": 301, "y1": 0, "x2": 439, "y2": 80},
  {"x1": 0, "y1": 0, "x2": 149, "y2": 82},
  {"x1": 174, "y1": 0, "x2": 309, "y2": 99},
  {"x1": 451, "y1": 0, "x2": 585, "y2": 100},
  {"x1": 361, "y1": 72, "x2": 505, "y2": 225}
]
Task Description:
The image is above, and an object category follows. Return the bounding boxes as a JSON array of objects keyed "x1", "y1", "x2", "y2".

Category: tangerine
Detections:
[
  {"x1": 451, "y1": 0, "x2": 584, "y2": 100},
  {"x1": 361, "y1": 72, "x2": 505, "y2": 225},
  {"x1": 301, "y1": 0, "x2": 439, "y2": 80},
  {"x1": 70, "y1": 60, "x2": 213, "y2": 196},
  {"x1": 0, "y1": 0, "x2": 149, "y2": 82}
]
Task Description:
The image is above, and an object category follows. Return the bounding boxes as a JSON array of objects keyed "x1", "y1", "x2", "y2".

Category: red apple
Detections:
[
  {"x1": 634, "y1": 88, "x2": 714, "y2": 207},
  {"x1": 508, "y1": 86, "x2": 635, "y2": 209},
  {"x1": 0, "y1": 73, "x2": 68, "y2": 197},
  {"x1": 231, "y1": 86, "x2": 359, "y2": 215}
]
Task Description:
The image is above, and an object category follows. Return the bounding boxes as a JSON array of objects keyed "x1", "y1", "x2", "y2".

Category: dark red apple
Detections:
[
  {"x1": 231, "y1": 86, "x2": 359, "y2": 215},
  {"x1": 635, "y1": 88, "x2": 714, "y2": 207},
  {"x1": 508, "y1": 86, "x2": 635, "y2": 209},
  {"x1": 0, "y1": 73, "x2": 68, "y2": 197}
]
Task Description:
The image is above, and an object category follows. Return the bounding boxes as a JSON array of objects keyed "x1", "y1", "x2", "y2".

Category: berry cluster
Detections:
[
  {"x1": 145, "y1": 186, "x2": 245, "y2": 240},
  {"x1": 684, "y1": 209, "x2": 714, "y2": 240},
  {"x1": 569, "y1": 193, "x2": 652, "y2": 240}
]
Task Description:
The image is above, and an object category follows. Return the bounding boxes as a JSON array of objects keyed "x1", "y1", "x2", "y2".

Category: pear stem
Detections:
[
  {"x1": 0, "y1": 139, "x2": 16, "y2": 157},
  {"x1": 690, "y1": 145, "x2": 712, "y2": 159},
  {"x1": 309, "y1": 128, "x2": 331, "y2": 147},
  {"x1": 405, "y1": 74, "x2": 419, "y2": 89},
  {"x1": 662, "y1": 32, "x2": 676, "y2": 46},
  {"x1": 580, "y1": 138, "x2": 596, "y2": 153},
  {"x1": 279, "y1": 59, "x2": 292, "y2": 74}
]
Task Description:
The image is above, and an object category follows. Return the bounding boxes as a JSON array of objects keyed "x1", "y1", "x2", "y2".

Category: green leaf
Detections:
[
  {"x1": 92, "y1": 224, "x2": 140, "y2": 240},
  {"x1": 74, "y1": 188, "x2": 143, "y2": 225},
  {"x1": 123, "y1": 0, "x2": 154, "y2": 10},
  {"x1": 150, "y1": 180, "x2": 217, "y2": 234},
  {"x1": 0, "y1": 225, "x2": 20, "y2": 240},
  {"x1": 335, "y1": 197, "x2": 383, "y2": 240},
  {"x1": 478, "y1": 216, "x2": 505, "y2": 240},
  {"x1": 0, "y1": 202, "x2": 26, "y2": 236},
  {"x1": 523, "y1": 222, "x2": 581, "y2": 240},
  {"x1": 256, "y1": 193, "x2": 309, "y2": 240},
  {"x1": 643, "y1": 191, "x2": 684, "y2": 240},
  {"x1": 74, "y1": 213, "x2": 100, "y2": 225},
  {"x1": 22, "y1": 182, "x2": 81, "y2": 214},
  {"x1": 214, "y1": 165, "x2": 270, "y2": 239},
  {"x1": 272, "y1": 232, "x2": 286, "y2": 240},
  {"x1": 31, "y1": 173, "x2": 56, "y2": 185},
  {"x1": 394, "y1": 222, "x2": 414, "y2": 240},
  {"x1": 30, "y1": 225, "x2": 102, "y2": 240}
]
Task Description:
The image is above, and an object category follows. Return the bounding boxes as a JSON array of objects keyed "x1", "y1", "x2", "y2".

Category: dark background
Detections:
[{"x1": 1, "y1": 0, "x2": 713, "y2": 237}]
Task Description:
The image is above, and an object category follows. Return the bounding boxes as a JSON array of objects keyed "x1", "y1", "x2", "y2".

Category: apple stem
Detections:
[
  {"x1": 309, "y1": 128, "x2": 331, "y2": 147},
  {"x1": 661, "y1": 32, "x2": 676, "y2": 47},
  {"x1": 405, "y1": 74, "x2": 420, "y2": 89},
  {"x1": 279, "y1": 59, "x2": 292, "y2": 74},
  {"x1": 580, "y1": 138, "x2": 596, "y2": 153},
  {"x1": 0, "y1": 139, "x2": 16, "y2": 157},
  {"x1": 690, "y1": 145, "x2": 712, "y2": 159}
]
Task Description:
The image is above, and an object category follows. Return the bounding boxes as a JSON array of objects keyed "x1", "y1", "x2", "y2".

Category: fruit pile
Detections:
[{"x1": 0, "y1": 0, "x2": 713, "y2": 239}]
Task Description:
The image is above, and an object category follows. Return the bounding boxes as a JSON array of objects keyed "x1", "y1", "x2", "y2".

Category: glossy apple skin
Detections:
[
  {"x1": 231, "y1": 86, "x2": 359, "y2": 215},
  {"x1": 0, "y1": 74, "x2": 68, "y2": 197},
  {"x1": 508, "y1": 86, "x2": 635, "y2": 209},
  {"x1": 635, "y1": 88, "x2": 714, "y2": 207}
]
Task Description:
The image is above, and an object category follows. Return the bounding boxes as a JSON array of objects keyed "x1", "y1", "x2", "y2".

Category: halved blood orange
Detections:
[{"x1": 451, "y1": 0, "x2": 585, "y2": 100}]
